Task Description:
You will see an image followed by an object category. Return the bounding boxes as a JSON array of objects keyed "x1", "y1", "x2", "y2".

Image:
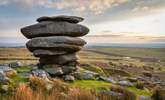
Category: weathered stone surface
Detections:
[
  {"x1": 63, "y1": 75, "x2": 75, "y2": 81},
  {"x1": 118, "y1": 80, "x2": 134, "y2": 87},
  {"x1": 62, "y1": 65, "x2": 77, "y2": 74},
  {"x1": 31, "y1": 69, "x2": 50, "y2": 81},
  {"x1": 73, "y1": 70, "x2": 99, "y2": 80},
  {"x1": 0, "y1": 71, "x2": 10, "y2": 84},
  {"x1": 28, "y1": 44, "x2": 82, "y2": 53},
  {"x1": 100, "y1": 76, "x2": 117, "y2": 84},
  {"x1": 42, "y1": 65, "x2": 63, "y2": 76},
  {"x1": 8, "y1": 61, "x2": 22, "y2": 68},
  {"x1": 0, "y1": 65, "x2": 16, "y2": 76},
  {"x1": 37, "y1": 15, "x2": 84, "y2": 23},
  {"x1": 21, "y1": 21, "x2": 89, "y2": 38},
  {"x1": 26, "y1": 36, "x2": 86, "y2": 52},
  {"x1": 39, "y1": 53, "x2": 78, "y2": 64},
  {"x1": 33, "y1": 50, "x2": 67, "y2": 57}
]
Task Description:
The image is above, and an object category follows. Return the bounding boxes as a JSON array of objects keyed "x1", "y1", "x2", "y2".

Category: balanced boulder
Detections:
[{"x1": 21, "y1": 15, "x2": 89, "y2": 79}]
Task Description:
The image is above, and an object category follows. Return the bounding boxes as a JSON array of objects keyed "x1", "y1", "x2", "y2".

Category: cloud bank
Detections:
[{"x1": 0, "y1": 0, "x2": 128, "y2": 14}]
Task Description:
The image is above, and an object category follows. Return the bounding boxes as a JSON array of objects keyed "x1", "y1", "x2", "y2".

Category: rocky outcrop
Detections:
[{"x1": 21, "y1": 15, "x2": 89, "y2": 79}]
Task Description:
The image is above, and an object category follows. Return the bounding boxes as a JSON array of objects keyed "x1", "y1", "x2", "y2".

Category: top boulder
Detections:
[{"x1": 37, "y1": 15, "x2": 84, "y2": 23}]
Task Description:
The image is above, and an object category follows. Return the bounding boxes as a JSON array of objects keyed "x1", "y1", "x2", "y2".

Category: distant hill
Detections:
[{"x1": 0, "y1": 43, "x2": 25, "y2": 48}]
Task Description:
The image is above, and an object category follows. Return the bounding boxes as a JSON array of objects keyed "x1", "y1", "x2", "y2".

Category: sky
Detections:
[{"x1": 0, "y1": 0, "x2": 165, "y2": 43}]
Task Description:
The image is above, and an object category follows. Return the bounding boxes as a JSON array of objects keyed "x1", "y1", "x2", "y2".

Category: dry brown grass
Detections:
[
  {"x1": 110, "y1": 85, "x2": 137, "y2": 100},
  {"x1": 9, "y1": 84, "x2": 42, "y2": 100},
  {"x1": 9, "y1": 77, "x2": 96, "y2": 100},
  {"x1": 6, "y1": 77, "x2": 138, "y2": 100},
  {"x1": 152, "y1": 86, "x2": 165, "y2": 100}
]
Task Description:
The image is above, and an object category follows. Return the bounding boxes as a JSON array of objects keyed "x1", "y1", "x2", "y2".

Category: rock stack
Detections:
[{"x1": 21, "y1": 15, "x2": 89, "y2": 78}]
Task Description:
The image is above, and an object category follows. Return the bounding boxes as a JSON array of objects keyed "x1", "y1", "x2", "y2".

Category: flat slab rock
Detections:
[
  {"x1": 42, "y1": 64, "x2": 77, "y2": 75},
  {"x1": 21, "y1": 21, "x2": 89, "y2": 39},
  {"x1": 42, "y1": 65, "x2": 63, "y2": 76},
  {"x1": 26, "y1": 36, "x2": 86, "y2": 52},
  {"x1": 37, "y1": 15, "x2": 84, "y2": 23},
  {"x1": 39, "y1": 53, "x2": 78, "y2": 64}
]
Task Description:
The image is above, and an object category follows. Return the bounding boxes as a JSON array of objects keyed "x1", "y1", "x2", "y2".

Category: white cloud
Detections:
[
  {"x1": 132, "y1": 6, "x2": 150, "y2": 13},
  {"x1": 88, "y1": 9, "x2": 165, "y2": 36},
  {"x1": 0, "y1": 0, "x2": 128, "y2": 14}
]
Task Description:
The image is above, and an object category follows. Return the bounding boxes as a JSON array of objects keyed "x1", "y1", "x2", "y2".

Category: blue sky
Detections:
[{"x1": 0, "y1": 0, "x2": 165, "y2": 43}]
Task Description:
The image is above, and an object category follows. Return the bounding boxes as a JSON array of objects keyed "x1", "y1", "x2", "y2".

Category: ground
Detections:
[{"x1": 0, "y1": 47, "x2": 165, "y2": 98}]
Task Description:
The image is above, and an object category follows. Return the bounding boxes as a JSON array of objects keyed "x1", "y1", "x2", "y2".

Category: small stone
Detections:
[
  {"x1": 118, "y1": 80, "x2": 134, "y2": 87},
  {"x1": 126, "y1": 77, "x2": 137, "y2": 82},
  {"x1": 0, "y1": 65, "x2": 17, "y2": 77},
  {"x1": 21, "y1": 21, "x2": 89, "y2": 38},
  {"x1": 36, "y1": 15, "x2": 84, "y2": 23},
  {"x1": 74, "y1": 70, "x2": 98, "y2": 80},
  {"x1": 0, "y1": 71, "x2": 10, "y2": 84},
  {"x1": 0, "y1": 65, "x2": 14, "y2": 72},
  {"x1": 31, "y1": 69, "x2": 50, "y2": 81},
  {"x1": 99, "y1": 76, "x2": 117, "y2": 84},
  {"x1": 8, "y1": 61, "x2": 22, "y2": 68},
  {"x1": 64, "y1": 75, "x2": 75, "y2": 81}
]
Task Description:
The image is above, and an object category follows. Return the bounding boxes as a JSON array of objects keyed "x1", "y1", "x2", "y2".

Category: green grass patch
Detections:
[
  {"x1": 69, "y1": 80, "x2": 111, "y2": 90},
  {"x1": 16, "y1": 66, "x2": 32, "y2": 73},
  {"x1": 10, "y1": 75, "x2": 29, "y2": 83},
  {"x1": 127, "y1": 86, "x2": 152, "y2": 97},
  {"x1": 82, "y1": 64, "x2": 106, "y2": 76}
]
